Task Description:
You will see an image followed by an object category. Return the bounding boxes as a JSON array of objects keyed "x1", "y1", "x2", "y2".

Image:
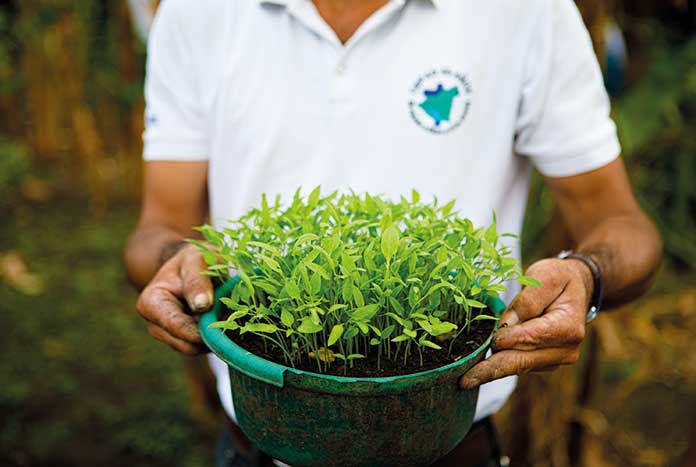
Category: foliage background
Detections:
[{"x1": 0, "y1": 1, "x2": 695, "y2": 466}]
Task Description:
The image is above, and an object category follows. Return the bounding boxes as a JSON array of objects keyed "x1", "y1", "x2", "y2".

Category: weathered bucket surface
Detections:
[{"x1": 200, "y1": 277, "x2": 505, "y2": 467}]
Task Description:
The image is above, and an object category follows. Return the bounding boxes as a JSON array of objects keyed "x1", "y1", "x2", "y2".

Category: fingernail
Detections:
[
  {"x1": 193, "y1": 293, "x2": 210, "y2": 311},
  {"x1": 500, "y1": 310, "x2": 520, "y2": 328}
]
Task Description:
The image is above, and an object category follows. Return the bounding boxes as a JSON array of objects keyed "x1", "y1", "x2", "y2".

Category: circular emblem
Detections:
[{"x1": 408, "y1": 69, "x2": 472, "y2": 134}]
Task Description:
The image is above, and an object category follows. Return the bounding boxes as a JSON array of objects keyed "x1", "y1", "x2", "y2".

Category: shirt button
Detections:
[{"x1": 336, "y1": 63, "x2": 346, "y2": 76}]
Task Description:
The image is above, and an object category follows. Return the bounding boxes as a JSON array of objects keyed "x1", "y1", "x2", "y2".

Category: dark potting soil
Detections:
[{"x1": 230, "y1": 316, "x2": 496, "y2": 378}]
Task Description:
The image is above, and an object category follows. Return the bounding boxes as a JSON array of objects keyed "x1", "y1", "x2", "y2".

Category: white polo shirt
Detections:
[{"x1": 143, "y1": 0, "x2": 620, "y2": 423}]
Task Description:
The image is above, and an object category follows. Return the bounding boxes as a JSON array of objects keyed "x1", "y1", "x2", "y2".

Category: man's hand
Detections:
[
  {"x1": 459, "y1": 258, "x2": 594, "y2": 389},
  {"x1": 136, "y1": 244, "x2": 213, "y2": 355}
]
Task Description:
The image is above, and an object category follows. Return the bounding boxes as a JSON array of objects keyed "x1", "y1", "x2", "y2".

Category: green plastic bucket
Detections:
[{"x1": 200, "y1": 276, "x2": 505, "y2": 467}]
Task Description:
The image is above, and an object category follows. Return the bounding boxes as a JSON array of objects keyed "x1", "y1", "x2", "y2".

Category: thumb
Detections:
[{"x1": 180, "y1": 250, "x2": 214, "y2": 313}]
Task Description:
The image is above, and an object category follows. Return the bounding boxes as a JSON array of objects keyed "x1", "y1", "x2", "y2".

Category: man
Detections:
[{"x1": 124, "y1": 0, "x2": 663, "y2": 465}]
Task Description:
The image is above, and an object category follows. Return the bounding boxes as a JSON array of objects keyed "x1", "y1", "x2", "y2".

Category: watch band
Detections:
[{"x1": 557, "y1": 250, "x2": 604, "y2": 322}]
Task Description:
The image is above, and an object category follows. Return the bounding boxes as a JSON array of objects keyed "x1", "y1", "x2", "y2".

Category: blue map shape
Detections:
[{"x1": 419, "y1": 83, "x2": 460, "y2": 126}]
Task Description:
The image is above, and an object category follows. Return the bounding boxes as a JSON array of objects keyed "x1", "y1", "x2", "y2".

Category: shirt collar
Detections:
[{"x1": 256, "y1": 0, "x2": 444, "y2": 8}]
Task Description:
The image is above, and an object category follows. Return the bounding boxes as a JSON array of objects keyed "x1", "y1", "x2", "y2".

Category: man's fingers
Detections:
[
  {"x1": 459, "y1": 347, "x2": 578, "y2": 389},
  {"x1": 137, "y1": 286, "x2": 202, "y2": 344},
  {"x1": 494, "y1": 311, "x2": 586, "y2": 351},
  {"x1": 180, "y1": 251, "x2": 214, "y2": 313},
  {"x1": 501, "y1": 260, "x2": 569, "y2": 326},
  {"x1": 147, "y1": 323, "x2": 206, "y2": 355}
]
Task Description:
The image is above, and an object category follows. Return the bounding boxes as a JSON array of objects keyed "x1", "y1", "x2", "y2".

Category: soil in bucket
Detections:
[{"x1": 229, "y1": 310, "x2": 496, "y2": 378}]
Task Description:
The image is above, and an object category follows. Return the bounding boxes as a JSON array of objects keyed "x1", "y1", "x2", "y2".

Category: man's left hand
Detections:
[{"x1": 459, "y1": 257, "x2": 594, "y2": 389}]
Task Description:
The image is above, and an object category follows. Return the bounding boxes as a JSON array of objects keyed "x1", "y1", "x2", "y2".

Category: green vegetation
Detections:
[
  {"x1": 616, "y1": 37, "x2": 696, "y2": 268},
  {"x1": 0, "y1": 202, "x2": 215, "y2": 467},
  {"x1": 196, "y1": 189, "x2": 538, "y2": 373}
]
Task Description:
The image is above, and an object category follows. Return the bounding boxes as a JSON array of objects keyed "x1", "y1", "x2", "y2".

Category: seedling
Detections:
[{"x1": 191, "y1": 188, "x2": 540, "y2": 374}]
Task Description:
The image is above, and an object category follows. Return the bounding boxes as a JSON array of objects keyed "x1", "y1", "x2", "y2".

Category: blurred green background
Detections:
[{"x1": 1, "y1": 1, "x2": 695, "y2": 466}]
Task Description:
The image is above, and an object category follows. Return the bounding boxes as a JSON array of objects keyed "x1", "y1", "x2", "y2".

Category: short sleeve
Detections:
[
  {"x1": 142, "y1": 0, "x2": 208, "y2": 160},
  {"x1": 514, "y1": 0, "x2": 620, "y2": 177}
]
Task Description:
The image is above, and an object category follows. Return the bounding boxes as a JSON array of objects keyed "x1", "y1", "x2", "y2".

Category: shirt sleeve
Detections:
[
  {"x1": 142, "y1": 0, "x2": 208, "y2": 161},
  {"x1": 514, "y1": 0, "x2": 620, "y2": 177}
]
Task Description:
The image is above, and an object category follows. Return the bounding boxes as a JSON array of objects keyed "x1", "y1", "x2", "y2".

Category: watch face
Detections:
[
  {"x1": 586, "y1": 306, "x2": 599, "y2": 323},
  {"x1": 557, "y1": 250, "x2": 573, "y2": 260}
]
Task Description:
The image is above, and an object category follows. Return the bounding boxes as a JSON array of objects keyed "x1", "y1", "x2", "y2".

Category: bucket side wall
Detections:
[{"x1": 230, "y1": 367, "x2": 480, "y2": 467}]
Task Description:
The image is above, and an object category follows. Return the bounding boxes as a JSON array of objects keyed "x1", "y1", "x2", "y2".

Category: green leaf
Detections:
[
  {"x1": 242, "y1": 323, "x2": 278, "y2": 334},
  {"x1": 380, "y1": 209, "x2": 393, "y2": 231},
  {"x1": 310, "y1": 272, "x2": 322, "y2": 295},
  {"x1": 441, "y1": 199, "x2": 456, "y2": 215},
  {"x1": 518, "y1": 275, "x2": 542, "y2": 287},
  {"x1": 219, "y1": 296, "x2": 238, "y2": 309},
  {"x1": 237, "y1": 270, "x2": 255, "y2": 298},
  {"x1": 203, "y1": 250, "x2": 217, "y2": 266},
  {"x1": 280, "y1": 309, "x2": 295, "y2": 327},
  {"x1": 340, "y1": 251, "x2": 356, "y2": 274},
  {"x1": 464, "y1": 298, "x2": 487, "y2": 309},
  {"x1": 209, "y1": 321, "x2": 239, "y2": 330},
  {"x1": 388, "y1": 296, "x2": 405, "y2": 316},
  {"x1": 484, "y1": 222, "x2": 498, "y2": 245},
  {"x1": 328, "y1": 303, "x2": 347, "y2": 314},
  {"x1": 294, "y1": 233, "x2": 319, "y2": 246},
  {"x1": 352, "y1": 286, "x2": 365, "y2": 307},
  {"x1": 420, "y1": 339, "x2": 442, "y2": 350},
  {"x1": 381, "y1": 224, "x2": 400, "y2": 262},
  {"x1": 408, "y1": 286, "x2": 419, "y2": 308},
  {"x1": 261, "y1": 193, "x2": 271, "y2": 224},
  {"x1": 247, "y1": 241, "x2": 282, "y2": 257},
  {"x1": 352, "y1": 304, "x2": 380, "y2": 322},
  {"x1": 343, "y1": 326, "x2": 359, "y2": 340},
  {"x1": 328, "y1": 324, "x2": 344, "y2": 346},
  {"x1": 255, "y1": 280, "x2": 279, "y2": 296},
  {"x1": 387, "y1": 312, "x2": 406, "y2": 326},
  {"x1": 356, "y1": 322, "x2": 369, "y2": 334},
  {"x1": 258, "y1": 254, "x2": 283, "y2": 275},
  {"x1": 308, "y1": 186, "x2": 321, "y2": 207},
  {"x1": 347, "y1": 354, "x2": 365, "y2": 360},
  {"x1": 364, "y1": 249, "x2": 377, "y2": 270},
  {"x1": 342, "y1": 280, "x2": 353, "y2": 302},
  {"x1": 471, "y1": 314, "x2": 499, "y2": 322},
  {"x1": 229, "y1": 309, "x2": 250, "y2": 321},
  {"x1": 285, "y1": 280, "x2": 301, "y2": 300},
  {"x1": 306, "y1": 262, "x2": 330, "y2": 280},
  {"x1": 391, "y1": 334, "x2": 410, "y2": 343},
  {"x1": 411, "y1": 189, "x2": 420, "y2": 204},
  {"x1": 297, "y1": 318, "x2": 323, "y2": 334},
  {"x1": 430, "y1": 321, "x2": 458, "y2": 336}
]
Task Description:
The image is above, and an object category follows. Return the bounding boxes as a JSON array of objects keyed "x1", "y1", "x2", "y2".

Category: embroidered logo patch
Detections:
[{"x1": 409, "y1": 69, "x2": 472, "y2": 134}]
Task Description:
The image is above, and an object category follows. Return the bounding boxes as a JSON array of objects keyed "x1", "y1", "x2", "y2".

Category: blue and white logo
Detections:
[{"x1": 408, "y1": 69, "x2": 472, "y2": 134}]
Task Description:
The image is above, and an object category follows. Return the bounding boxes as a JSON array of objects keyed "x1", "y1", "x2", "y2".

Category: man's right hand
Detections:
[{"x1": 136, "y1": 243, "x2": 213, "y2": 355}]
